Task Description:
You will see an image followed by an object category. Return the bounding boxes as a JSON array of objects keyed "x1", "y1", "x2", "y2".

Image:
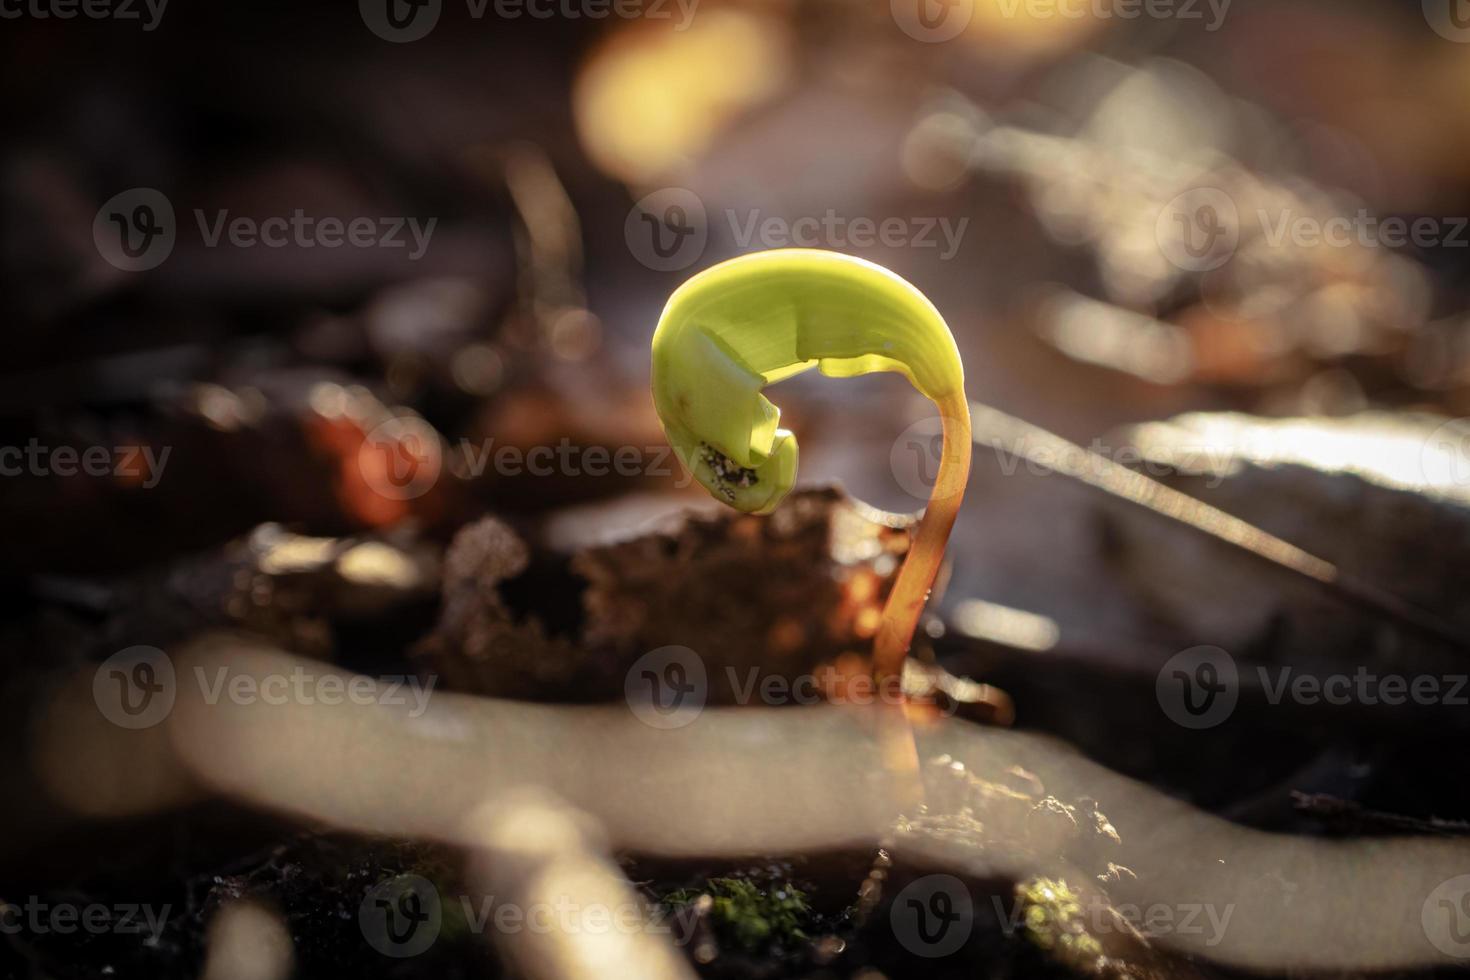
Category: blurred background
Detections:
[{"x1": 6, "y1": 0, "x2": 1470, "y2": 976}]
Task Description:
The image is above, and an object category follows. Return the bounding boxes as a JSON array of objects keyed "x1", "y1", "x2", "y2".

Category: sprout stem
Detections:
[{"x1": 873, "y1": 390, "x2": 972, "y2": 683}]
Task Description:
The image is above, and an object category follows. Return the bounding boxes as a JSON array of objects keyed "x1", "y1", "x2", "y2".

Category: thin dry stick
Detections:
[{"x1": 970, "y1": 402, "x2": 1470, "y2": 650}]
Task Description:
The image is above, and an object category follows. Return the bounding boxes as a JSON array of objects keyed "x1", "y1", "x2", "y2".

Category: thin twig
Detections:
[{"x1": 969, "y1": 402, "x2": 1470, "y2": 651}]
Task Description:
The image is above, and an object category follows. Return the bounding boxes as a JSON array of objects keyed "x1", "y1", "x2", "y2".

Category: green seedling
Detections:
[{"x1": 652, "y1": 248, "x2": 971, "y2": 682}]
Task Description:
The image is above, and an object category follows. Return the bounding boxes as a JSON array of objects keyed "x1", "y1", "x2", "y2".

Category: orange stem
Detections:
[{"x1": 872, "y1": 390, "x2": 972, "y2": 683}]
